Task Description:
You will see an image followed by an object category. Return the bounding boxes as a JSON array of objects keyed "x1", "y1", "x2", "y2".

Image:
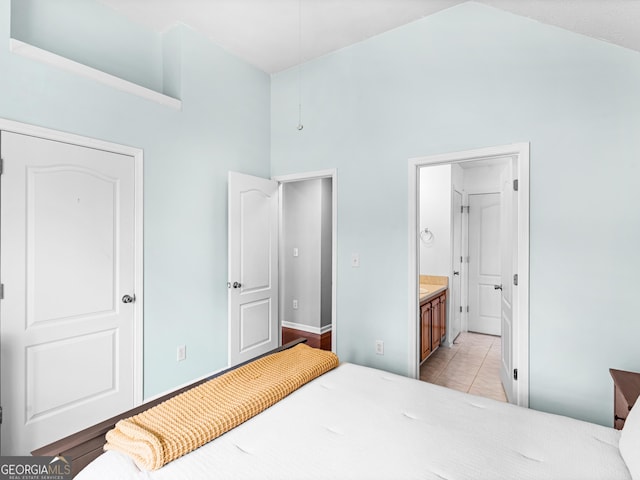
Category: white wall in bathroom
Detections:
[
  {"x1": 463, "y1": 163, "x2": 508, "y2": 193},
  {"x1": 419, "y1": 164, "x2": 451, "y2": 276}
]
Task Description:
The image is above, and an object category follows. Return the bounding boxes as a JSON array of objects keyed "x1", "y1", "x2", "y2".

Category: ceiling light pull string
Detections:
[{"x1": 297, "y1": 0, "x2": 304, "y2": 131}]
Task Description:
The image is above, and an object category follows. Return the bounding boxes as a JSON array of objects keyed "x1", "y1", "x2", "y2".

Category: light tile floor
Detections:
[{"x1": 419, "y1": 331, "x2": 507, "y2": 402}]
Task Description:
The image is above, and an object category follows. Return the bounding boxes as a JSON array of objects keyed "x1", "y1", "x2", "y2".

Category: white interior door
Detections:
[
  {"x1": 0, "y1": 131, "x2": 137, "y2": 454},
  {"x1": 228, "y1": 172, "x2": 279, "y2": 367},
  {"x1": 467, "y1": 193, "x2": 501, "y2": 336},
  {"x1": 450, "y1": 190, "x2": 463, "y2": 344},
  {"x1": 499, "y1": 163, "x2": 517, "y2": 402}
]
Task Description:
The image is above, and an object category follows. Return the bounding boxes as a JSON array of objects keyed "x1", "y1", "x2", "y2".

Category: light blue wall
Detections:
[
  {"x1": 11, "y1": 0, "x2": 163, "y2": 92},
  {"x1": 3, "y1": 0, "x2": 640, "y2": 427},
  {"x1": 271, "y1": 2, "x2": 640, "y2": 426},
  {"x1": 0, "y1": 0, "x2": 271, "y2": 399}
]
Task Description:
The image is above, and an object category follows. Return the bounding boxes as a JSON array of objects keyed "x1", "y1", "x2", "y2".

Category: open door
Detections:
[
  {"x1": 228, "y1": 172, "x2": 279, "y2": 367},
  {"x1": 450, "y1": 190, "x2": 463, "y2": 344},
  {"x1": 499, "y1": 161, "x2": 517, "y2": 403}
]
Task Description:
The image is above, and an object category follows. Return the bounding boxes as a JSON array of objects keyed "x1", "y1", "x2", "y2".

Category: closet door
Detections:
[
  {"x1": 0, "y1": 131, "x2": 137, "y2": 454},
  {"x1": 467, "y1": 193, "x2": 501, "y2": 336}
]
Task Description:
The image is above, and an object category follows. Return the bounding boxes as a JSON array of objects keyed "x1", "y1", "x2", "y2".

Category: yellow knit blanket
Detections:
[{"x1": 104, "y1": 344, "x2": 339, "y2": 471}]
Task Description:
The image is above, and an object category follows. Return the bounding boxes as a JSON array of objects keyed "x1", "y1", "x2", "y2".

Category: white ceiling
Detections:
[{"x1": 98, "y1": 0, "x2": 640, "y2": 74}]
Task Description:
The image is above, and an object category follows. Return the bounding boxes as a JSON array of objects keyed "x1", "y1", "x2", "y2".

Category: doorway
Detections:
[
  {"x1": 228, "y1": 170, "x2": 337, "y2": 366},
  {"x1": 408, "y1": 144, "x2": 529, "y2": 407},
  {"x1": 278, "y1": 176, "x2": 333, "y2": 351}
]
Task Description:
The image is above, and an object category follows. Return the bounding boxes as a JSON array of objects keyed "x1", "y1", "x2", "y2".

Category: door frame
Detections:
[
  {"x1": 0, "y1": 117, "x2": 144, "y2": 405},
  {"x1": 408, "y1": 143, "x2": 529, "y2": 407},
  {"x1": 273, "y1": 169, "x2": 337, "y2": 353}
]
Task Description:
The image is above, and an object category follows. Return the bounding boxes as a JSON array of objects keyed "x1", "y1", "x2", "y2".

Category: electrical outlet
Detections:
[
  {"x1": 351, "y1": 253, "x2": 360, "y2": 268},
  {"x1": 375, "y1": 340, "x2": 384, "y2": 355},
  {"x1": 177, "y1": 344, "x2": 186, "y2": 362},
  {"x1": 293, "y1": 299, "x2": 298, "y2": 309},
  {"x1": 293, "y1": 247, "x2": 299, "y2": 257}
]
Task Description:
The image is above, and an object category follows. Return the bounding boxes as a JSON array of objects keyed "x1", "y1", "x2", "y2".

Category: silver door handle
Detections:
[
  {"x1": 122, "y1": 294, "x2": 136, "y2": 304},
  {"x1": 453, "y1": 271, "x2": 460, "y2": 276},
  {"x1": 232, "y1": 282, "x2": 242, "y2": 289},
  {"x1": 494, "y1": 284, "x2": 502, "y2": 291}
]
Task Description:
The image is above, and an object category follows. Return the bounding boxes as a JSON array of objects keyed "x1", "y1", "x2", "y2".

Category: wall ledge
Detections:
[{"x1": 9, "y1": 38, "x2": 182, "y2": 110}]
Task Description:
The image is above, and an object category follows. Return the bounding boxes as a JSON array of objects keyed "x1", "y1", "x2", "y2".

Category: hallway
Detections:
[{"x1": 419, "y1": 332, "x2": 507, "y2": 402}]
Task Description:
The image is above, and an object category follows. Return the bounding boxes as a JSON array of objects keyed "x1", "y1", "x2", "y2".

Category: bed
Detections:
[{"x1": 33, "y1": 341, "x2": 637, "y2": 480}]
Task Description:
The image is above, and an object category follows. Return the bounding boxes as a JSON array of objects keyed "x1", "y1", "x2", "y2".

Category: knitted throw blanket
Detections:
[{"x1": 104, "y1": 344, "x2": 339, "y2": 471}]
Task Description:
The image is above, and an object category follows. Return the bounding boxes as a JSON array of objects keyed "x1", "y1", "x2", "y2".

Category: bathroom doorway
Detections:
[{"x1": 408, "y1": 144, "x2": 530, "y2": 406}]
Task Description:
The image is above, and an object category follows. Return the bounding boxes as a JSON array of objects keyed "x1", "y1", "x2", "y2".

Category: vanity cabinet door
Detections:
[
  {"x1": 431, "y1": 296, "x2": 441, "y2": 351},
  {"x1": 440, "y1": 291, "x2": 447, "y2": 341},
  {"x1": 420, "y1": 302, "x2": 432, "y2": 361}
]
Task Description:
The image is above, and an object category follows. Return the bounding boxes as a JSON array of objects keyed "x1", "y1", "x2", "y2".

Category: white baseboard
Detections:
[{"x1": 282, "y1": 321, "x2": 332, "y2": 335}]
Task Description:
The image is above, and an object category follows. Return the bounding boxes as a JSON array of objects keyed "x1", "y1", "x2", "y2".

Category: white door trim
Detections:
[
  {"x1": 408, "y1": 144, "x2": 529, "y2": 407},
  {"x1": 273, "y1": 169, "x2": 337, "y2": 353},
  {"x1": 0, "y1": 117, "x2": 144, "y2": 405}
]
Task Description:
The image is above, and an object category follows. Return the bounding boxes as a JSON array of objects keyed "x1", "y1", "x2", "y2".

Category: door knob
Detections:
[
  {"x1": 453, "y1": 271, "x2": 460, "y2": 276},
  {"x1": 494, "y1": 284, "x2": 502, "y2": 291},
  {"x1": 232, "y1": 282, "x2": 242, "y2": 289},
  {"x1": 122, "y1": 294, "x2": 136, "y2": 304}
]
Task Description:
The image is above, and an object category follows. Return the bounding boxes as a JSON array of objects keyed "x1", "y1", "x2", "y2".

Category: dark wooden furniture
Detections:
[
  {"x1": 420, "y1": 289, "x2": 447, "y2": 362},
  {"x1": 609, "y1": 368, "x2": 640, "y2": 430},
  {"x1": 420, "y1": 301, "x2": 433, "y2": 360},
  {"x1": 32, "y1": 338, "x2": 307, "y2": 478}
]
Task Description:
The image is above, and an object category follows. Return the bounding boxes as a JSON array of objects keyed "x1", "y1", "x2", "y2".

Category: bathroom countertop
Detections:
[
  {"x1": 418, "y1": 275, "x2": 449, "y2": 304},
  {"x1": 419, "y1": 284, "x2": 447, "y2": 304}
]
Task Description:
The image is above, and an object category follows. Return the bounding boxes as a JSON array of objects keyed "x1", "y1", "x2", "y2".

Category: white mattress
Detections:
[{"x1": 78, "y1": 363, "x2": 631, "y2": 480}]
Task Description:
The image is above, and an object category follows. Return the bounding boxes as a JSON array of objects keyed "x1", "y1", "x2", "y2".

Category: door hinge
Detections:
[
  {"x1": 0, "y1": 283, "x2": 4, "y2": 300},
  {"x1": 0, "y1": 158, "x2": 3, "y2": 175},
  {"x1": 513, "y1": 368, "x2": 518, "y2": 381},
  {"x1": 0, "y1": 406, "x2": 3, "y2": 424},
  {"x1": 513, "y1": 274, "x2": 518, "y2": 286},
  {"x1": 466, "y1": 306, "x2": 469, "y2": 313},
  {"x1": 513, "y1": 179, "x2": 519, "y2": 191},
  {"x1": 459, "y1": 306, "x2": 462, "y2": 313}
]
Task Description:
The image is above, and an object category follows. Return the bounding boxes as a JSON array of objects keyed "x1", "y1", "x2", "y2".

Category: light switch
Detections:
[{"x1": 293, "y1": 247, "x2": 299, "y2": 257}]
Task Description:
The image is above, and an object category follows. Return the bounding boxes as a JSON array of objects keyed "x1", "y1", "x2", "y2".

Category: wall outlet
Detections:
[
  {"x1": 292, "y1": 299, "x2": 298, "y2": 309},
  {"x1": 177, "y1": 344, "x2": 186, "y2": 362},
  {"x1": 375, "y1": 340, "x2": 384, "y2": 355},
  {"x1": 351, "y1": 253, "x2": 360, "y2": 268},
  {"x1": 293, "y1": 247, "x2": 299, "y2": 257}
]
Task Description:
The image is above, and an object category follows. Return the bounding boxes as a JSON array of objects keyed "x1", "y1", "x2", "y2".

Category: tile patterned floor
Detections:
[{"x1": 419, "y1": 331, "x2": 507, "y2": 402}]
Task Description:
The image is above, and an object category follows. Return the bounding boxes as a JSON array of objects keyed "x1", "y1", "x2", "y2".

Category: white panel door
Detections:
[
  {"x1": 228, "y1": 172, "x2": 279, "y2": 367},
  {"x1": 0, "y1": 131, "x2": 137, "y2": 454},
  {"x1": 468, "y1": 193, "x2": 501, "y2": 336},
  {"x1": 450, "y1": 190, "x2": 463, "y2": 344},
  {"x1": 499, "y1": 164, "x2": 517, "y2": 403}
]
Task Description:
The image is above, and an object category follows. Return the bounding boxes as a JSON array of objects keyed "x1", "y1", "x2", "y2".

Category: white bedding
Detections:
[{"x1": 78, "y1": 363, "x2": 630, "y2": 480}]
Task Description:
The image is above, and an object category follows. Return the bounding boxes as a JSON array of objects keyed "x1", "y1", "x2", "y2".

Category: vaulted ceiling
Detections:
[{"x1": 98, "y1": 0, "x2": 640, "y2": 73}]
